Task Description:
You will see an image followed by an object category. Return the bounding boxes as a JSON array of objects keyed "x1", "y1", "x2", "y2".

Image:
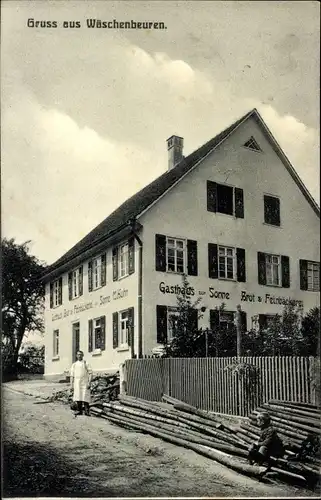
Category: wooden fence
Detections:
[{"x1": 125, "y1": 356, "x2": 317, "y2": 416}]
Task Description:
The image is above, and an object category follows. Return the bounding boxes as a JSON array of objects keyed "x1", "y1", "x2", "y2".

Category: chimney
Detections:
[{"x1": 166, "y1": 135, "x2": 184, "y2": 170}]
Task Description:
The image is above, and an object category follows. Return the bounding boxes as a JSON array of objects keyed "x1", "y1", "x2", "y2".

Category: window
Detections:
[
  {"x1": 307, "y1": 262, "x2": 319, "y2": 291},
  {"x1": 258, "y1": 252, "x2": 290, "y2": 288},
  {"x1": 120, "y1": 310, "x2": 129, "y2": 346},
  {"x1": 218, "y1": 246, "x2": 235, "y2": 280},
  {"x1": 112, "y1": 239, "x2": 135, "y2": 281},
  {"x1": 50, "y1": 278, "x2": 62, "y2": 308},
  {"x1": 112, "y1": 308, "x2": 134, "y2": 349},
  {"x1": 167, "y1": 307, "x2": 180, "y2": 342},
  {"x1": 219, "y1": 311, "x2": 235, "y2": 333},
  {"x1": 88, "y1": 316, "x2": 106, "y2": 352},
  {"x1": 53, "y1": 329, "x2": 59, "y2": 357},
  {"x1": 119, "y1": 243, "x2": 129, "y2": 278},
  {"x1": 207, "y1": 181, "x2": 244, "y2": 218},
  {"x1": 88, "y1": 254, "x2": 106, "y2": 291},
  {"x1": 266, "y1": 254, "x2": 281, "y2": 286},
  {"x1": 68, "y1": 266, "x2": 83, "y2": 300},
  {"x1": 243, "y1": 136, "x2": 262, "y2": 152},
  {"x1": 155, "y1": 235, "x2": 198, "y2": 276},
  {"x1": 264, "y1": 195, "x2": 280, "y2": 226},
  {"x1": 167, "y1": 237, "x2": 185, "y2": 273}
]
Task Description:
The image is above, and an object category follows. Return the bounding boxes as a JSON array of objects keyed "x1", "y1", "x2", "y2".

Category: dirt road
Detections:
[{"x1": 3, "y1": 384, "x2": 317, "y2": 498}]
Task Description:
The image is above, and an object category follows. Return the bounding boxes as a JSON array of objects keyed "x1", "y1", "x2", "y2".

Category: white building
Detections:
[{"x1": 42, "y1": 109, "x2": 320, "y2": 379}]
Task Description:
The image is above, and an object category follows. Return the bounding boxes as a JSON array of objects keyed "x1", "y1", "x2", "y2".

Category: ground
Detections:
[{"x1": 2, "y1": 380, "x2": 319, "y2": 498}]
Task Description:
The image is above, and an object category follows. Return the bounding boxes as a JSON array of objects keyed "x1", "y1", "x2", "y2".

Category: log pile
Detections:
[
  {"x1": 48, "y1": 372, "x2": 120, "y2": 405},
  {"x1": 89, "y1": 394, "x2": 320, "y2": 488}
]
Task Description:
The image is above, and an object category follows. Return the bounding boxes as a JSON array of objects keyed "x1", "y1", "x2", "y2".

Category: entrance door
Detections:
[{"x1": 72, "y1": 323, "x2": 80, "y2": 363}]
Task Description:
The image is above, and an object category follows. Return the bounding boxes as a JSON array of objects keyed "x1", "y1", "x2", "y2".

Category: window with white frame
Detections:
[
  {"x1": 119, "y1": 243, "x2": 129, "y2": 278},
  {"x1": 167, "y1": 307, "x2": 180, "y2": 342},
  {"x1": 307, "y1": 261, "x2": 320, "y2": 291},
  {"x1": 93, "y1": 317, "x2": 102, "y2": 350},
  {"x1": 266, "y1": 254, "x2": 281, "y2": 286},
  {"x1": 219, "y1": 311, "x2": 235, "y2": 333},
  {"x1": 166, "y1": 237, "x2": 185, "y2": 273},
  {"x1": 53, "y1": 329, "x2": 59, "y2": 357},
  {"x1": 92, "y1": 256, "x2": 102, "y2": 289},
  {"x1": 119, "y1": 310, "x2": 129, "y2": 346},
  {"x1": 72, "y1": 268, "x2": 81, "y2": 298},
  {"x1": 53, "y1": 280, "x2": 61, "y2": 307},
  {"x1": 218, "y1": 246, "x2": 235, "y2": 280}
]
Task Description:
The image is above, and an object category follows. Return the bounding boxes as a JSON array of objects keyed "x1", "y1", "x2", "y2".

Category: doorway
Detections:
[{"x1": 72, "y1": 322, "x2": 80, "y2": 363}]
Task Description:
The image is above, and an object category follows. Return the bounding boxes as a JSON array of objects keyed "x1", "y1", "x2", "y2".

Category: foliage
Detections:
[
  {"x1": 311, "y1": 357, "x2": 320, "y2": 406},
  {"x1": 163, "y1": 274, "x2": 204, "y2": 357},
  {"x1": 18, "y1": 343, "x2": 45, "y2": 374},
  {"x1": 2, "y1": 238, "x2": 46, "y2": 377},
  {"x1": 242, "y1": 305, "x2": 320, "y2": 357},
  {"x1": 225, "y1": 361, "x2": 262, "y2": 410}
]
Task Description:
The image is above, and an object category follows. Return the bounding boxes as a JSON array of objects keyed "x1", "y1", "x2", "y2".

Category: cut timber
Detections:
[
  {"x1": 102, "y1": 407, "x2": 248, "y2": 458},
  {"x1": 253, "y1": 408, "x2": 320, "y2": 435},
  {"x1": 173, "y1": 402, "x2": 222, "y2": 424},
  {"x1": 248, "y1": 415, "x2": 307, "y2": 442},
  {"x1": 269, "y1": 467, "x2": 307, "y2": 484},
  {"x1": 261, "y1": 404, "x2": 320, "y2": 429},
  {"x1": 92, "y1": 408, "x2": 267, "y2": 478},
  {"x1": 268, "y1": 400, "x2": 319, "y2": 410},
  {"x1": 162, "y1": 394, "x2": 185, "y2": 405},
  {"x1": 266, "y1": 403, "x2": 321, "y2": 420}
]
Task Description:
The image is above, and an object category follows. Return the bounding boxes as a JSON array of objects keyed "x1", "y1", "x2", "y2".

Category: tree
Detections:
[
  {"x1": 164, "y1": 274, "x2": 204, "y2": 357},
  {"x1": 18, "y1": 343, "x2": 45, "y2": 374},
  {"x1": 2, "y1": 238, "x2": 46, "y2": 377},
  {"x1": 301, "y1": 307, "x2": 320, "y2": 356}
]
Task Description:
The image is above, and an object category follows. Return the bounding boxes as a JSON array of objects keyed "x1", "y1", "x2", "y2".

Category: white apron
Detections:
[{"x1": 70, "y1": 360, "x2": 92, "y2": 403}]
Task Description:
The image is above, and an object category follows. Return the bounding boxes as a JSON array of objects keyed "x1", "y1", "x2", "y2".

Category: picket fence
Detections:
[{"x1": 125, "y1": 356, "x2": 317, "y2": 416}]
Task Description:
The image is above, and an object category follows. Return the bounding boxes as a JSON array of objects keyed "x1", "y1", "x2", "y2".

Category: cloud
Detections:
[{"x1": 2, "y1": 41, "x2": 319, "y2": 264}]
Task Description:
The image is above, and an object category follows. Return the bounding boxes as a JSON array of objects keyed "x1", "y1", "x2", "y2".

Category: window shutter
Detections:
[
  {"x1": 68, "y1": 272, "x2": 73, "y2": 300},
  {"x1": 299, "y1": 260, "x2": 308, "y2": 290},
  {"x1": 127, "y1": 307, "x2": 134, "y2": 347},
  {"x1": 208, "y1": 243, "x2": 218, "y2": 279},
  {"x1": 257, "y1": 252, "x2": 266, "y2": 285},
  {"x1": 79, "y1": 266, "x2": 83, "y2": 296},
  {"x1": 187, "y1": 239, "x2": 198, "y2": 276},
  {"x1": 188, "y1": 307, "x2": 198, "y2": 332},
  {"x1": 50, "y1": 283, "x2": 54, "y2": 309},
  {"x1": 155, "y1": 234, "x2": 167, "y2": 272},
  {"x1": 101, "y1": 253, "x2": 107, "y2": 286},
  {"x1": 128, "y1": 238, "x2": 135, "y2": 275},
  {"x1": 240, "y1": 311, "x2": 247, "y2": 333},
  {"x1": 207, "y1": 181, "x2": 217, "y2": 213},
  {"x1": 88, "y1": 261, "x2": 93, "y2": 291},
  {"x1": 88, "y1": 319, "x2": 93, "y2": 353},
  {"x1": 210, "y1": 309, "x2": 220, "y2": 332},
  {"x1": 113, "y1": 312, "x2": 119, "y2": 348},
  {"x1": 156, "y1": 305, "x2": 167, "y2": 344},
  {"x1": 281, "y1": 255, "x2": 290, "y2": 288},
  {"x1": 112, "y1": 247, "x2": 118, "y2": 281},
  {"x1": 234, "y1": 188, "x2": 244, "y2": 219},
  {"x1": 236, "y1": 248, "x2": 246, "y2": 282},
  {"x1": 58, "y1": 278, "x2": 63, "y2": 305},
  {"x1": 258, "y1": 314, "x2": 267, "y2": 330},
  {"x1": 100, "y1": 316, "x2": 106, "y2": 350}
]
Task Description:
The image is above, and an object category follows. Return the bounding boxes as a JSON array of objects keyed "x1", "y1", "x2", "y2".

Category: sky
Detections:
[{"x1": 2, "y1": 0, "x2": 320, "y2": 267}]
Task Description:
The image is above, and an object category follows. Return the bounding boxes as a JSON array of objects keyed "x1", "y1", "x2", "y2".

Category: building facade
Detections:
[{"x1": 43, "y1": 109, "x2": 320, "y2": 378}]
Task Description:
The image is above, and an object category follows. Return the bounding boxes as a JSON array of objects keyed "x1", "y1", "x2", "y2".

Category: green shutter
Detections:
[
  {"x1": 156, "y1": 305, "x2": 167, "y2": 344},
  {"x1": 58, "y1": 277, "x2": 63, "y2": 305},
  {"x1": 207, "y1": 181, "x2": 217, "y2": 213},
  {"x1": 234, "y1": 188, "x2": 244, "y2": 218},
  {"x1": 113, "y1": 312, "x2": 119, "y2": 348},
  {"x1": 127, "y1": 307, "x2": 134, "y2": 347},
  {"x1": 281, "y1": 255, "x2": 290, "y2": 288},
  {"x1": 68, "y1": 272, "x2": 73, "y2": 300},
  {"x1": 236, "y1": 248, "x2": 246, "y2": 282},
  {"x1": 100, "y1": 316, "x2": 106, "y2": 350},
  {"x1": 155, "y1": 234, "x2": 166, "y2": 272},
  {"x1": 210, "y1": 309, "x2": 220, "y2": 332},
  {"x1": 299, "y1": 260, "x2": 308, "y2": 291},
  {"x1": 88, "y1": 261, "x2": 93, "y2": 291},
  {"x1": 112, "y1": 247, "x2": 118, "y2": 281},
  {"x1": 101, "y1": 253, "x2": 107, "y2": 286},
  {"x1": 208, "y1": 243, "x2": 218, "y2": 279},
  {"x1": 79, "y1": 266, "x2": 83, "y2": 296},
  {"x1": 187, "y1": 240, "x2": 198, "y2": 276},
  {"x1": 88, "y1": 319, "x2": 93, "y2": 353},
  {"x1": 128, "y1": 238, "x2": 135, "y2": 275},
  {"x1": 50, "y1": 283, "x2": 54, "y2": 309},
  {"x1": 257, "y1": 252, "x2": 266, "y2": 285}
]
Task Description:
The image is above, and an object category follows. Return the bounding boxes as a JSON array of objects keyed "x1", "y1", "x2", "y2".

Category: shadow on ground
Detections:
[{"x1": 3, "y1": 440, "x2": 113, "y2": 497}]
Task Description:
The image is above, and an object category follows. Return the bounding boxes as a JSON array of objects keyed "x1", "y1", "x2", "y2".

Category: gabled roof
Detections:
[{"x1": 45, "y1": 108, "x2": 319, "y2": 275}]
